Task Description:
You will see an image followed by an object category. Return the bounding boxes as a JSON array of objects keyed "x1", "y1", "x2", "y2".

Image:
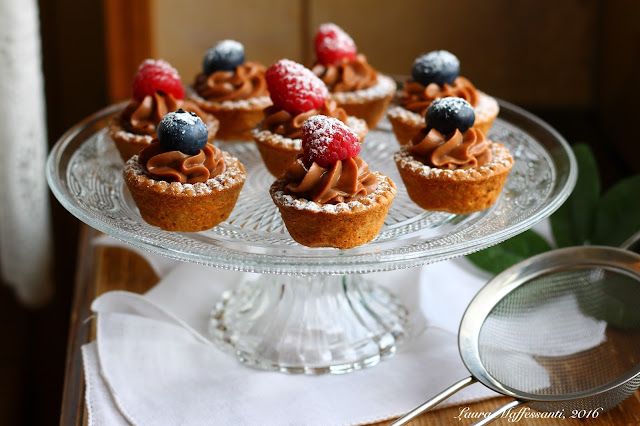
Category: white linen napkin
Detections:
[
  {"x1": 83, "y1": 220, "x2": 606, "y2": 425},
  {"x1": 82, "y1": 241, "x2": 499, "y2": 425}
]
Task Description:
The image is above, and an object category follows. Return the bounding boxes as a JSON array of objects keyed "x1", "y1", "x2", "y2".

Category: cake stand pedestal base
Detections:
[{"x1": 209, "y1": 274, "x2": 409, "y2": 374}]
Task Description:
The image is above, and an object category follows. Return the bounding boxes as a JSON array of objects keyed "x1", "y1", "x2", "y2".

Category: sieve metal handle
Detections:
[
  {"x1": 472, "y1": 399, "x2": 527, "y2": 425},
  {"x1": 621, "y1": 229, "x2": 640, "y2": 250},
  {"x1": 390, "y1": 376, "x2": 478, "y2": 426}
]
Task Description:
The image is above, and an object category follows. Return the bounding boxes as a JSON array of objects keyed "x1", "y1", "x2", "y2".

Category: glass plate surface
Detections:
[{"x1": 46, "y1": 100, "x2": 576, "y2": 275}]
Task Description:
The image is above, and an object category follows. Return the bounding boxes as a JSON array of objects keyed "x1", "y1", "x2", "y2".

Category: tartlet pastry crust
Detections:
[
  {"x1": 394, "y1": 142, "x2": 513, "y2": 214},
  {"x1": 123, "y1": 151, "x2": 246, "y2": 231},
  {"x1": 270, "y1": 172, "x2": 396, "y2": 249}
]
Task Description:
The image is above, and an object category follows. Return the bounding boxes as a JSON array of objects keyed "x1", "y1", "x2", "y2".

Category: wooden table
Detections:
[{"x1": 61, "y1": 224, "x2": 640, "y2": 425}]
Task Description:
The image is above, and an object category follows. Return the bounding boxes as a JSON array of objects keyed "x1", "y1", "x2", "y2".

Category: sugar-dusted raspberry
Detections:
[
  {"x1": 266, "y1": 59, "x2": 328, "y2": 115},
  {"x1": 314, "y1": 23, "x2": 357, "y2": 65},
  {"x1": 301, "y1": 115, "x2": 360, "y2": 167},
  {"x1": 132, "y1": 59, "x2": 185, "y2": 102}
]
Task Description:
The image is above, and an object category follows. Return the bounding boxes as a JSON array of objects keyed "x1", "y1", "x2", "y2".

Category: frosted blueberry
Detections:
[
  {"x1": 202, "y1": 40, "x2": 245, "y2": 75},
  {"x1": 157, "y1": 109, "x2": 208, "y2": 155},
  {"x1": 426, "y1": 97, "x2": 475, "y2": 134},
  {"x1": 411, "y1": 50, "x2": 460, "y2": 86}
]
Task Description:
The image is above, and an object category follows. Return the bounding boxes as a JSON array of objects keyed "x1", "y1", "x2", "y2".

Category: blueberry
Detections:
[
  {"x1": 411, "y1": 50, "x2": 460, "y2": 87},
  {"x1": 202, "y1": 39, "x2": 245, "y2": 75},
  {"x1": 157, "y1": 109, "x2": 208, "y2": 155},
  {"x1": 426, "y1": 97, "x2": 475, "y2": 135}
]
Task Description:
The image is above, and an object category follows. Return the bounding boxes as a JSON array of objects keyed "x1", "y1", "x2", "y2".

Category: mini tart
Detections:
[
  {"x1": 188, "y1": 88, "x2": 272, "y2": 142},
  {"x1": 123, "y1": 151, "x2": 246, "y2": 232},
  {"x1": 253, "y1": 116, "x2": 368, "y2": 178},
  {"x1": 387, "y1": 91, "x2": 499, "y2": 146},
  {"x1": 270, "y1": 172, "x2": 396, "y2": 249},
  {"x1": 394, "y1": 142, "x2": 513, "y2": 214},
  {"x1": 109, "y1": 108, "x2": 219, "y2": 162},
  {"x1": 328, "y1": 74, "x2": 396, "y2": 129}
]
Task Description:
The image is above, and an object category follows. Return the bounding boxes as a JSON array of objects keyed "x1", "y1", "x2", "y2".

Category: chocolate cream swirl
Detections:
[
  {"x1": 138, "y1": 141, "x2": 226, "y2": 184},
  {"x1": 409, "y1": 127, "x2": 492, "y2": 170},
  {"x1": 120, "y1": 92, "x2": 210, "y2": 135},
  {"x1": 311, "y1": 54, "x2": 378, "y2": 92},
  {"x1": 401, "y1": 76, "x2": 479, "y2": 117},
  {"x1": 194, "y1": 62, "x2": 268, "y2": 102},
  {"x1": 262, "y1": 99, "x2": 348, "y2": 139},
  {"x1": 284, "y1": 156, "x2": 378, "y2": 204}
]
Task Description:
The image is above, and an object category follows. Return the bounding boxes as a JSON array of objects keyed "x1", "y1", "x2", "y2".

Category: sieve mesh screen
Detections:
[{"x1": 478, "y1": 267, "x2": 640, "y2": 397}]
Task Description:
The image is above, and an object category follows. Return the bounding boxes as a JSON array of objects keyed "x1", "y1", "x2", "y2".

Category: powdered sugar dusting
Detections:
[
  {"x1": 329, "y1": 74, "x2": 396, "y2": 103},
  {"x1": 114, "y1": 129, "x2": 147, "y2": 143},
  {"x1": 316, "y1": 23, "x2": 357, "y2": 54},
  {"x1": 124, "y1": 151, "x2": 246, "y2": 195},
  {"x1": 345, "y1": 116, "x2": 367, "y2": 138},
  {"x1": 138, "y1": 58, "x2": 181, "y2": 80},
  {"x1": 280, "y1": 60, "x2": 327, "y2": 97},
  {"x1": 133, "y1": 58, "x2": 185, "y2": 101},
  {"x1": 215, "y1": 39, "x2": 244, "y2": 55},
  {"x1": 387, "y1": 91, "x2": 499, "y2": 126},
  {"x1": 394, "y1": 143, "x2": 513, "y2": 180},
  {"x1": 413, "y1": 50, "x2": 459, "y2": 77},
  {"x1": 164, "y1": 109, "x2": 201, "y2": 127},
  {"x1": 187, "y1": 86, "x2": 272, "y2": 110},
  {"x1": 266, "y1": 59, "x2": 329, "y2": 113},
  {"x1": 474, "y1": 91, "x2": 500, "y2": 121},
  {"x1": 109, "y1": 118, "x2": 154, "y2": 144},
  {"x1": 302, "y1": 115, "x2": 359, "y2": 164},
  {"x1": 271, "y1": 172, "x2": 395, "y2": 214},
  {"x1": 387, "y1": 106, "x2": 423, "y2": 125},
  {"x1": 429, "y1": 97, "x2": 470, "y2": 116},
  {"x1": 252, "y1": 115, "x2": 367, "y2": 151},
  {"x1": 283, "y1": 68, "x2": 329, "y2": 97},
  {"x1": 252, "y1": 128, "x2": 302, "y2": 150}
]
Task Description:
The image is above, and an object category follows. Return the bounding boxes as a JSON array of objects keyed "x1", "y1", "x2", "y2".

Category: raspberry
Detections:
[
  {"x1": 265, "y1": 59, "x2": 328, "y2": 115},
  {"x1": 301, "y1": 115, "x2": 360, "y2": 167},
  {"x1": 132, "y1": 59, "x2": 185, "y2": 102},
  {"x1": 314, "y1": 23, "x2": 357, "y2": 65}
]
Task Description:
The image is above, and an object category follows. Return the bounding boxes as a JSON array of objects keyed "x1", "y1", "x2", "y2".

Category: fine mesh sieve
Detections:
[{"x1": 392, "y1": 231, "x2": 640, "y2": 425}]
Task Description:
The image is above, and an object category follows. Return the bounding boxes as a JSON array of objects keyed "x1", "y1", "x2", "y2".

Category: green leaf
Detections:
[
  {"x1": 550, "y1": 197, "x2": 573, "y2": 248},
  {"x1": 591, "y1": 175, "x2": 640, "y2": 247},
  {"x1": 467, "y1": 229, "x2": 552, "y2": 275},
  {"x1": 569, "y1": 144, "x2": 601, "y2": 244},
  {"x1": 550, "y1": 143, "x2": 600, "y2": 247}
]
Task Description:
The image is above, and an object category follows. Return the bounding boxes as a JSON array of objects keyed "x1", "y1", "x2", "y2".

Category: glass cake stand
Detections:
[{"x1": 46, "y1": 100, "x2": 576, "y2": 374}]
